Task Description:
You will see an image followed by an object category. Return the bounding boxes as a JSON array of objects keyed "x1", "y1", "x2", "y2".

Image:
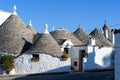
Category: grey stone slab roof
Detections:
[
  {"x1": 27, "y1": 33, "x2": 62, "y2": 57},
  {"x1": 32, "y1": 33, "x2": 42, "y2": 43},
  {"x1": 58, "y1": 39, "x2": 68, "y2": 45},
  {"x1": 27, "y1": 25, "x2": 36, "y2": 34},
  {"x1": 102, "y1": 23, "x2": 111, "y2": 31},
  {"x1": 102, "y1": 23, "x2": 111, "y2": 40},
  {"x1": 0, "y1": 15, "x2": 34, "y2": 54},
  {"x1": 73, "y1": 28, "x2": 89, "y2": 45},
  {"x1": 50, "y1": 29, "x2": 83, "y2": 46},
  {"x1": 89, "y1": 28, "x2": 114, "y2": 47}
]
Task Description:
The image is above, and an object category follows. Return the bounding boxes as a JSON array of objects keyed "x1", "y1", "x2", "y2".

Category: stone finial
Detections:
[
  {"x1": 13, "y1": 5, "x2": 17, "y2": 15},
  {"x1": 29, "y1": 19, "x2": 32, "y2": 26},
  {"x1": 44, "y1": 24, "x2": 49, "y2": 34}
]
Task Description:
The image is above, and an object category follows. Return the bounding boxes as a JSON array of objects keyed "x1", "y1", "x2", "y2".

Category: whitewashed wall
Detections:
[
  {"x1": 69, "y1": 46, "x2": 87, "y2": 71},
  {"x1": 69, "y1": 46, "x2": 113, "y2": 71},
  {"x1": 61, "y1": 39, "x2": 73, "y2": 52},
  {"x1": 86, "y1": 46, "x2": 113, "y2": 69},
  {"x1": 115, "y1": 33, "x2": 120, "y2": 80},
  {"x1": 15, "y1": 53, "x2": 70, "y2": 74}
]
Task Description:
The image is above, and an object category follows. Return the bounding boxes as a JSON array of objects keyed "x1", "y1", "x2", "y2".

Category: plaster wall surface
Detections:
[{"x1": 15, "y1": 53, "x2": 71, "y2": 74}]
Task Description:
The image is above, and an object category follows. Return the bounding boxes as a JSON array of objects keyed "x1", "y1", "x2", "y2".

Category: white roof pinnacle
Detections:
[
  {"x1": 44, "y1": 24, "x2": 49, "y2": 34},
  {"x1": 13, "y1": 5, "x2": 17, "y2": 15},
  {"x1": 29, "y1": 19, "x2": 32, "y2": 26}
]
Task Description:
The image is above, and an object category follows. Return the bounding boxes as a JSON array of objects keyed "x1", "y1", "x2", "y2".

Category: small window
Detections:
[
  {"x1": 74, "y1": 61, "x2": 77, "y2": 66},
  {"x1": 80, "y1": 50, "x2": 88, "y2": 58},
  {"x1": 81, "y1": 50, "x2": 85, "y2": 53},
  {"x1": 31, "y1": 54, "x2": 39, "y2": 62},
  {"x1": 64, "y1": 48, "x2": 68, "y2": 54}
]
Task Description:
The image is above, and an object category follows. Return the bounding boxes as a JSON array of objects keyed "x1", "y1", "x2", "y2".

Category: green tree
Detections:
[{"x1": 0, "y1": 55, "x2": 15, "y2": 74}]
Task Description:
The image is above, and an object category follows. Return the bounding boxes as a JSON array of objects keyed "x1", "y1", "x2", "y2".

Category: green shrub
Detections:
[
  {"x1": 61, "y1": 52, "x2": 69, "y2": 60},
  {"x1": 0, "y1": 55, "x2": 15, "y2": 72}
]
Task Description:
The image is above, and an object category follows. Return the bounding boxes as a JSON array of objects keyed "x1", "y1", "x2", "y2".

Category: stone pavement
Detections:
[{"x1": 0, "y1": 68, "x2": 114, "y2": 80}]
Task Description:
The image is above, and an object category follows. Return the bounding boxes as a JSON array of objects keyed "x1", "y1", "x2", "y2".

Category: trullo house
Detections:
[{"x1": 0, "y1": 6, "x2": 114, "y2": 74}]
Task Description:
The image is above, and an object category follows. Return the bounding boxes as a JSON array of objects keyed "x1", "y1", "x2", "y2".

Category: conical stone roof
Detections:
[
  {"x1": 27, "y1": 33, "x2": 62, "y2": 57},
  {"x1": 27, "y1": 24, "x2": 36, "y2": 34},
  {"x1": 32, "y1": 33, "x2": 41, "y2": 43},
  {"x1": 102, "y1": 23, "x2": 111, "y2": 31},
  {"x1": 0, "y1": 14, "x2": 34, "y2": 54},
  {"x1": 89, "y1": 28, "x2": 113, "y2": 47},
  {"x1": 50, "y1": 29, "x2": 83, "y2": 46},
  {"x1": 73, "y1": 28, "x2": 89, "y2": 45},
  {"x1": 102, "y1": 23, "x2": 111, "y2": 40},
  {"x1": 0, "y1": 11, "x2": 11, "y2": 26}
]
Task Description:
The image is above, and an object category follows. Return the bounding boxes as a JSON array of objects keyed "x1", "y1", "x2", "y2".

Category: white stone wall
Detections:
[
  {"x1": 115, "y1": 33, "x2": 120, "y2": 80},
  {"x1": 15, "y1": 53, "x2": 70, "y2": 74},
  {"x1": 69, "y1": 46, "x2": 113, "y2": 71},
  {"x1": 61, "y1": 39, "x2": 73, "y2": 52},
  {"x1": 88, "y1": 38, "x2": 95, "y2": 46},
  {"x1": 69, "y1": 46, "x2": 87, "y2": 71},
  {"x1": 86, "y1": 46, "x2": 113, "y2": 69}
]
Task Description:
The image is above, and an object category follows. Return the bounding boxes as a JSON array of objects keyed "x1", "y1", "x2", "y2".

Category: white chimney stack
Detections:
[
  {"x1": 104, "y1": 29, "x2": 108, "y2": 38},
  {"x1": 13, "y1": 5, "x2": 17, "y2": 15},
  {"x1": 89, "y1": 38, "x2": 96, "y2": 46},
  {"x1": 111, "y1": 30, "x2": 115, "y2": 44}
]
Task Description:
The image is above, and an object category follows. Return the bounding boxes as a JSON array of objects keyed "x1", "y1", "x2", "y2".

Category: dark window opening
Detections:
[
  {"x1": 74, "y1": 61, "x2": 77, "y2": 66},
  {"x1": 64, "y1": 48, "x2": 68, "y2": 54},
  {"x1": 31, "y1": 54, "x2": 39, "y2": 62},
  {"x1": 81, "y1": 50, "x2": 85, "y2": 53},
  {"x1": 71, "y1": 67, "x2": 74, "y2": 70},
  {"x1": 80, "y1": 50, "x2": 88, "y2": 58}
]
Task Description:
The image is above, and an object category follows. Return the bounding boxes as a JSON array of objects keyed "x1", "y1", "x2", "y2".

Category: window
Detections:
[
  {"x1": 31, "y1": 54, "x2": 39, "y2": 62},
  {"x1": 64, "y1": 48, "x2": 68, "y2": 54},
  {"x1": 80, "y1": 50, "x2": 88, "y2": 58},
  {"x1": 81, "y1": 50, "x2": 85, "y2": 53},
  {"x1": 74, "y1": 61, "x2": 77, "y2": 66}
]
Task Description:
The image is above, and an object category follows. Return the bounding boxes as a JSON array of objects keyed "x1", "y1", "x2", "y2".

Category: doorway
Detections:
[{"x1": 79, "y1": 50, "x2": 85, "y2": 72}]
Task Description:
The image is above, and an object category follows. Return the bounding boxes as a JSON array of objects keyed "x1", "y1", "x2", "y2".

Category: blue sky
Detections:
[{"x1": 0, "y1": 0, "x2": 120, "y2": 33}]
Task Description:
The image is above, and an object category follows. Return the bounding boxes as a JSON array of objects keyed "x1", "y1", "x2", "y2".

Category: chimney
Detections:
[
  {"x1": 111, "y1": 30, "x2": 115, "y2": 44},
  {"x1": 89, "y1": 38, "x2": 96, "y2": 46},
  {"x1": 104, "y1": 29, "x2": 109, "y2": 38}
]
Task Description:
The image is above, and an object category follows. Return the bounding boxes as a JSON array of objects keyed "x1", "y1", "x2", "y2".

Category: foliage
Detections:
[
  {"x1": 61, "y1": 51, "x2": 69, "y2": 60},
  {"x1": 0, "y1": 55, "x2": 15, "y2": 72}
]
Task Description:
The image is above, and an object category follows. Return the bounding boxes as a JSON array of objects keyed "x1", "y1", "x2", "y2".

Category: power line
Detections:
[
  {"x1": 110, "y1": 24, "x2": 120, "y2": 27},
  {"x1": 84, "y1": 23, "x2": 120, "y2": 33}
]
